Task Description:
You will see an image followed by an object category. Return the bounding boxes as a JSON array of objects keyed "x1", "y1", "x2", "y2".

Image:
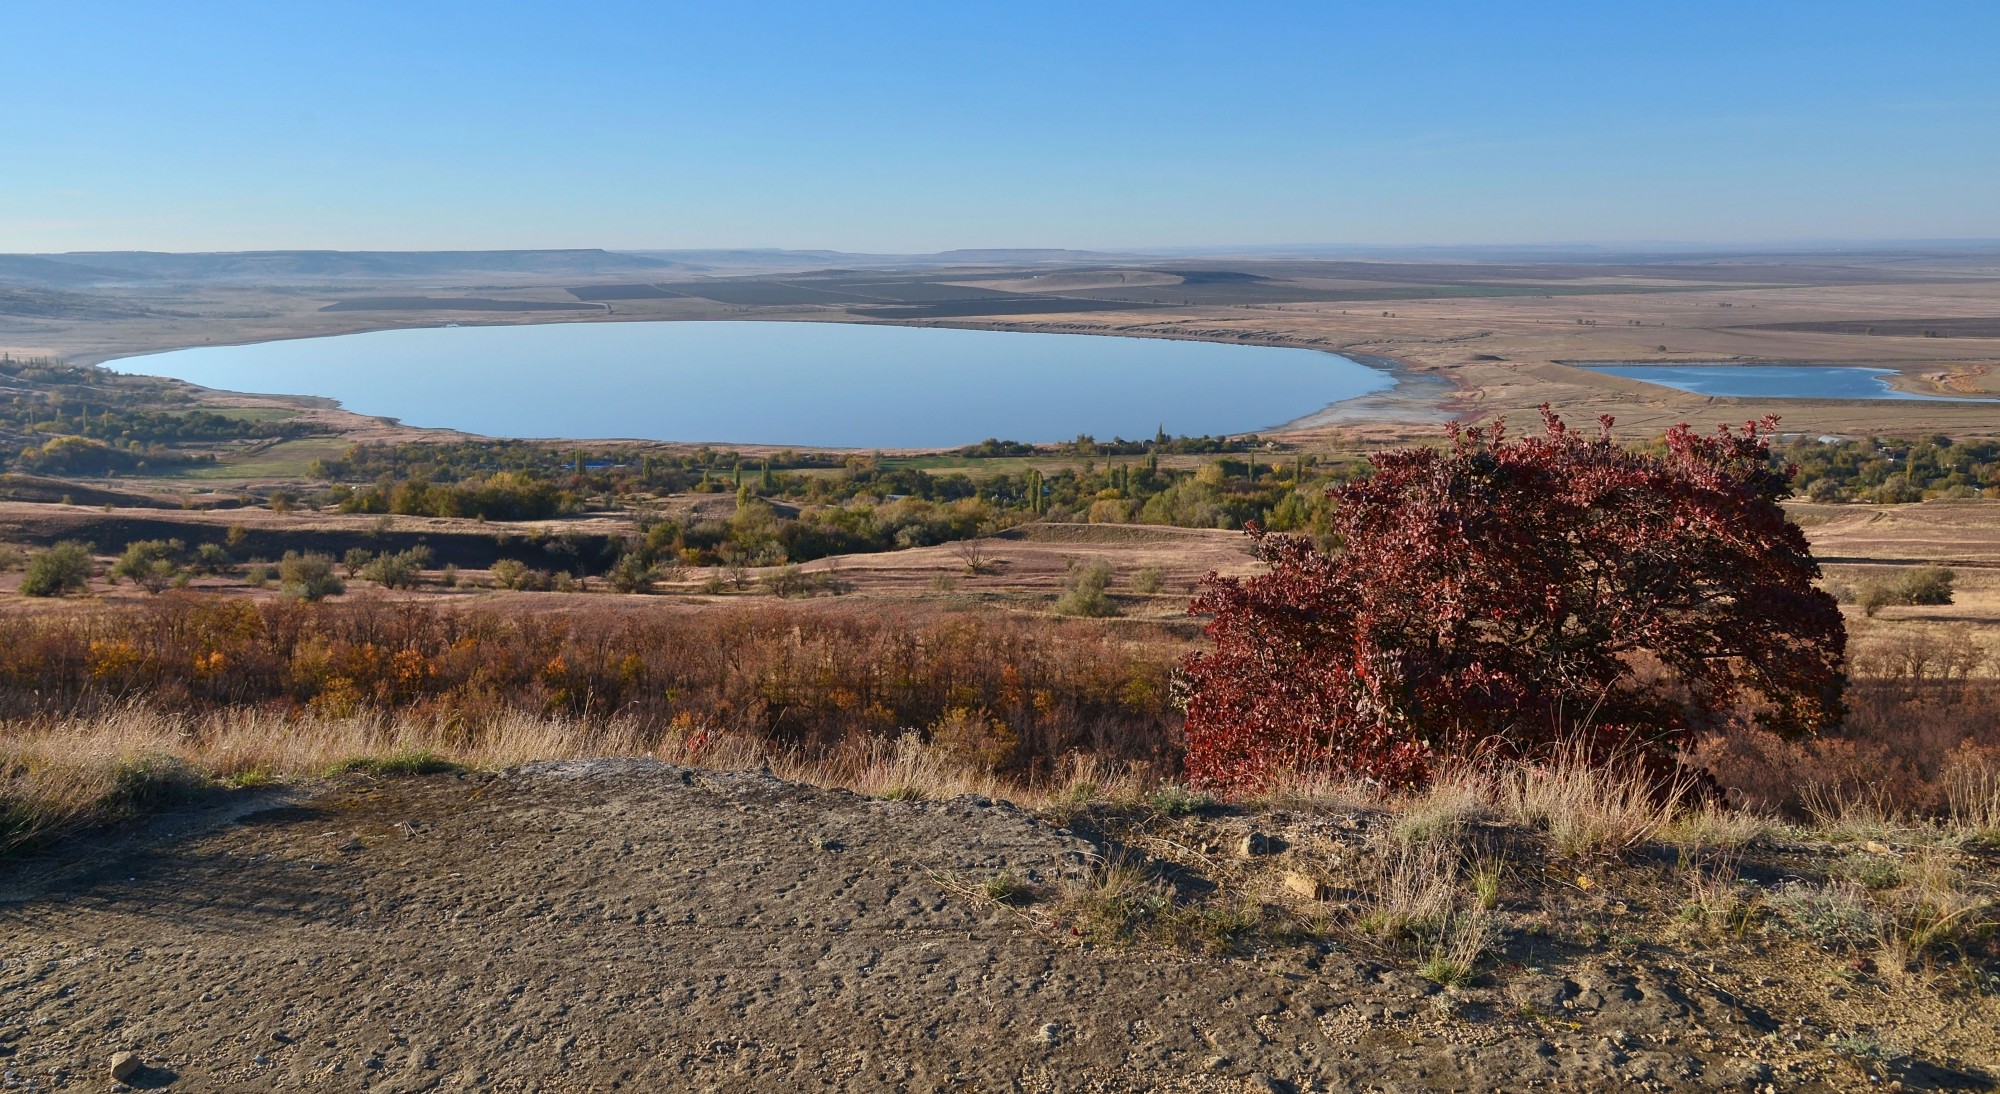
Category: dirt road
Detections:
[{"x1": 1, "y1": 762, "x2": 1988, "y2": 1091}]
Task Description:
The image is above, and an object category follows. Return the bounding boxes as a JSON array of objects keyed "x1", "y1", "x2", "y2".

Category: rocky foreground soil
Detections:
[{"x1": 1, "y1": 761, "x2": 1994, "y2": 1092}]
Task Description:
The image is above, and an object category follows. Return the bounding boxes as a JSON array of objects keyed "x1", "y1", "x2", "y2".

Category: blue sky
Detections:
[{"x1": 3, "y1": 1, "x2": 1996, "y2": 252}]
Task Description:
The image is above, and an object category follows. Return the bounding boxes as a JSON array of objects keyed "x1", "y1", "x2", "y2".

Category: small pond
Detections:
[
  {"x1": 109, "y1": 320, "x2": 1394, "y2": 447},
  {"x1": 1585, "y1": 364, "x2": 1990, "y2": 402}
]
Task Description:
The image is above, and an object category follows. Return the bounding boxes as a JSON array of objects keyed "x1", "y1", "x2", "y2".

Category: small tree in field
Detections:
[
  {"x1": 278, "y1": 551, "x2": 344, "y2": 602},
  {"x1": 1178, "y1": 409, "x2": 1846, "y2": 794},
  {"x1": 20, "y1": 541, "x2": 95, "y2": 598}
]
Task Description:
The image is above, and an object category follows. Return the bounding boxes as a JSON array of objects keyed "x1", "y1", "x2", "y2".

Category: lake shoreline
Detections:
[{"x1": 100, "y1": 318, "x2": 1404, "y2": 450}]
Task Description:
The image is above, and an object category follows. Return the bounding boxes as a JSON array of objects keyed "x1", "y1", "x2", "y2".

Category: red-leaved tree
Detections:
[{"x1": 1178, "y1": 409, "x2": 1846, "y2": 793}]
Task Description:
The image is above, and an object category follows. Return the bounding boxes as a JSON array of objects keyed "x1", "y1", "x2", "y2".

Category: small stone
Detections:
[
  {"x1": 1032, "y1": 1022, "x2": 1062, "y2": 1047},
  {"x1": 1283, "y1": 871, "x2": 1329, "y2": 901},
  {"x1": 1863, "y1": 840, "x2": 1893, "y2": 855},
  {"x1": 1237, "y1": 832, "x2": 1273, "y2": 857},
  {"x1": 337, "y1": 839, "x2": 366, "y2": 853},
  {"x1": 109, "y1": 1052, "x2": 142, "y2": 1082},
  {"x1": 1205, "y1": 1054, "x2": 1233, "y2": 1070}
]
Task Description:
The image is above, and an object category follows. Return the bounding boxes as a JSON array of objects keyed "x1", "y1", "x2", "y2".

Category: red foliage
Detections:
[{"x1": 1179, "y1": 408, "x2": 1846, "y2": 794}]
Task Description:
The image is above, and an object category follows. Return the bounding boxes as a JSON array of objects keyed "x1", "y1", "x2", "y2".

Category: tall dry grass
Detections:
[
  {"x1": 0, "y1": 705, "x2": 1165, "y2": 856},
  {"x1": 0, "y1": 596, "x2": 1184, "y2": 778}
]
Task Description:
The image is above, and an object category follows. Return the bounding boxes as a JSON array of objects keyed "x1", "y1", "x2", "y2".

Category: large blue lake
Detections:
[
  {"x1": 1587, "y1": 364, "x2": 1989, "y2": 402},
  {"x1": 110, "y1": 321, "x2": 1394, "y2": 447}
]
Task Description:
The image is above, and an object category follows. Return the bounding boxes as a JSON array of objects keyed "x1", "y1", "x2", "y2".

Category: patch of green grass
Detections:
[
  {"x1": 170, "y1": 438, "x2": 350, "y2": 481},
  {"x1": 1768, "y1": 880, "x2": 1883, "y2": 947},
  {"x1": 328, "y1": 749, "x2": 464, "y2": 777},
  {"x1": 1144, "y1": 783, "x2": 1213, "y2": 817},
  {"x1": 1836, "y1": 852, "x2": 1904, "y2": 891},
  {"x1": 1158, "y1": 900, "x2": 1265, "y2": 956},
  {"x1": 879, "y1": 784, "x2": 929, "y2": 802},
  {"x1": 1471, "y1": 858, "x2": 1504, "y2": 911},
  {"x1": 983, "y1": 872, "x2": 1039, "y2": 906},
  {"x1": 2, "y1": 753, "x2": 218, "y2": 861},
  {"x1": 107, "y1": 754, "x2": 215, "y2": 814},
  {"x1": 1417, "y1": 953, "x2": 1475, "y2": 988},
  {"x1": 196, "y1": 406, "x2": 302, "y2": 422}
]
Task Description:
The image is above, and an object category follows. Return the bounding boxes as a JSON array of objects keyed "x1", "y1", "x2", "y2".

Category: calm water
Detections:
[
  {"x1": 1587, "y1": 364, "x2": 1989, "y2": 402},
  {"x1": 110, "y1": 321, "x2": 1393, "y2": 447}
]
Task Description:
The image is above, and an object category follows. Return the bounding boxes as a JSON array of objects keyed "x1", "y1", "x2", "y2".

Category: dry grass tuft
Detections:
[
  {"x1": 1496, "y1": 743, "x2": 1686, "y2": 856},
  {"x1": 1388, "y1": 774, "x2": 1493, "y2": 847},
  {"x1": 1660, "y1": 802, "x2": 1770, "y2": 849},
  {"x1": 1355, "y1": 838, "x2": 1459, "y2": 940},
  {"x1": 1943, "y1": 753, "x2": 2000, "y2": 837}
]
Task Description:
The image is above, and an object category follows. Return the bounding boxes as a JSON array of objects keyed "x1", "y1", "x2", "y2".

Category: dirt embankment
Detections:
[{"x1": 4, "y1": 762, "x2": 1994, "y2": 1092}]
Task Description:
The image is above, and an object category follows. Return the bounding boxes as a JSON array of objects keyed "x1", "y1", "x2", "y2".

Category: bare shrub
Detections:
[{"x1": 951, "y1": 539, "x2": 997, "y2": 576}]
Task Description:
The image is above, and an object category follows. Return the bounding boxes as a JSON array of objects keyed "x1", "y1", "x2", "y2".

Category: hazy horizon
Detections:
[{"x1": 6, "y1": 2, "x2": 1996, "y2": 255}]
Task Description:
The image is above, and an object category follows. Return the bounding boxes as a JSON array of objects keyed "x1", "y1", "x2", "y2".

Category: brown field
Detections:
[
  {"x1": 6, "y1": 248, "x2": 1999, "y2": 460},
  {"x1": 6, "y1": 249, "x2": 2000, "y2": 1090}
]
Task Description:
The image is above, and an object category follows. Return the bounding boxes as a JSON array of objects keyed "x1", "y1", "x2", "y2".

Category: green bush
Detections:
[
  {"x1": 359, "y1": 547, "x2": 432, "y2": 589},
  {"x1": 20, "y1": 541, "x2": 95, "y2": 597},
  {"x1": 608, "y1": 551, "x2": 660, "y2": 594},
  {"x1": 490, "y1": 558, "x2": 551, "y2": 591},
  {"x1": 1130, "y1": 566, "x2": 1166, "y2": 594},
  {"x1": 1898, "y1": 566, "x2": 1955, "y2": 605},
  {"x1": 329, "y1": 749, "x2": 463, "y2": 776},
  {"x1": 111, "y1": 539, "x2": 185, "y2": 594},
  {"x1": 1860, "y1": 566, "x2": 1955, "y2": 617},
  {"x1": 107, "y1": 755, "x2": 214, "y2": 817},
  {"x1": 1055, "y1": 559, "x2": 1119, "y2": 617},
  {"x1": 189, "y1": 542, "x2": 235, "y2": 576},
  {"x1": 278, "y1": 551, "x2": 344, "y2": 601}
]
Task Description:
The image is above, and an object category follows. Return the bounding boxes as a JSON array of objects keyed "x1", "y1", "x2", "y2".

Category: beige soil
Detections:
[{"x1": 4, "y1": 762, "x2": 1995, "y2": 1092}]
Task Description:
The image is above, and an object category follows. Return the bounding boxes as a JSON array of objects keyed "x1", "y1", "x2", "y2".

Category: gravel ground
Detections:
[{"x1": 1, "y1": 761, "x2": 1992, "y2": 1092}]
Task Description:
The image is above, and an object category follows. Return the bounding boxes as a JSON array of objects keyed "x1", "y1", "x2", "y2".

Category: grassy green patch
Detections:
[
  {"x1": 328, "y1": 749, "x2": 464, "y2": 777},
  {"x1": 170, "y1": 438, "x2": 351, "y2": 481}
]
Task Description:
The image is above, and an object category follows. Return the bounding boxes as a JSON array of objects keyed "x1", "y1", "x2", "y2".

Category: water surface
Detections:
[
  {"x1": 1586, "y1": 364, "x2": 1988, "y2": 402},
  {"x1": 111, "y1": 321, "x2": 1392, "y2": 447}
]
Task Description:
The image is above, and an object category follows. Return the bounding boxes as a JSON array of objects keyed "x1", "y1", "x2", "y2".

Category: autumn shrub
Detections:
[
  {"x1": 0, "y1": 598, "x2": 1182, "y2": 776},
  {"x1": 1179, "y1": 410, "x2": 1846, "y2": 794},
  {"x1": 490, "y1": 558, "x2": 552, "y2": 591},
  {"x1": 1693, "y1": 677, "x2": 2000, "y2": 817}
]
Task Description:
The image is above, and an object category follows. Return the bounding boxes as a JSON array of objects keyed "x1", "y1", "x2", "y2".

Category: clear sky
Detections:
[{"x1": 3, "y1": 1, "x2": 1996, "y2": 253}]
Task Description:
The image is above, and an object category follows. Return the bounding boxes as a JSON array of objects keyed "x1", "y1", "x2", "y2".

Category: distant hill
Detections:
[
  {"x1": 0, "y1": 249, "x2": 691, "y2": 285},
  {"x1": 0, "y1": 254, "x2": 158, "y2": 287},
  {"x1": 618, "y1": 248, "x2": 1144, "y2": 273}
]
